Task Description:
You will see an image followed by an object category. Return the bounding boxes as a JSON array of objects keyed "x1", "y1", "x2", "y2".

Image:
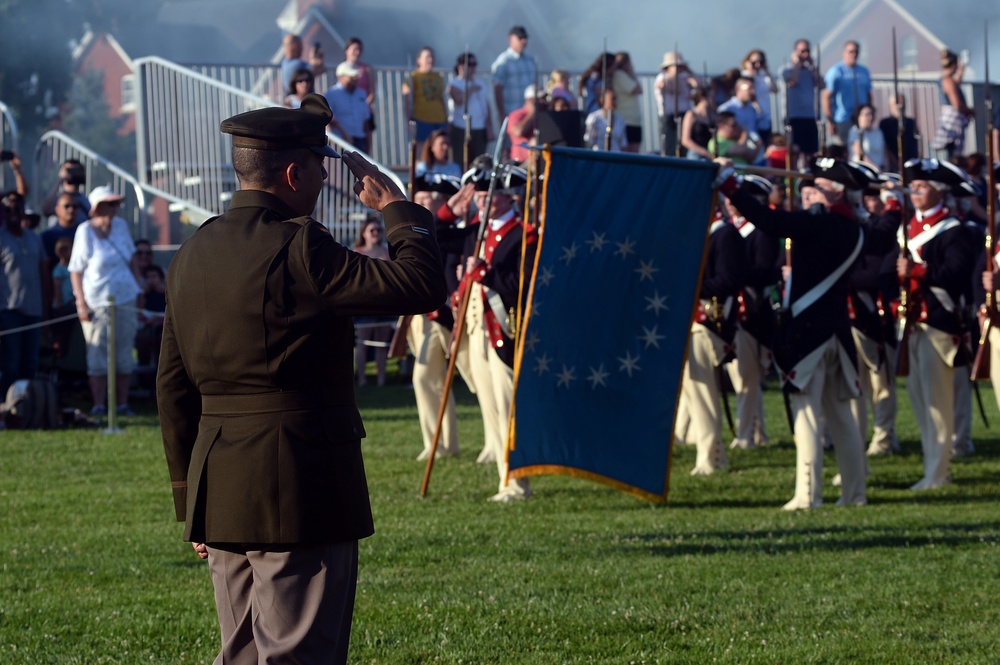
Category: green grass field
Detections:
[{"x1": 2, "y1": 371, "x2": 999, "y2": 664}]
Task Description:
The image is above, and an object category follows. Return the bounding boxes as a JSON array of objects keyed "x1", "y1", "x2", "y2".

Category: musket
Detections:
[
  {"x1": 462, "y1": 44, "x2": 472, "y2": 170},
  {"x1": 603, "y1": 38, "x2": 613, "y2": 151},
  {"x1": 421, "y1": 117, "x2": 510, "y2": 496},
  {"x1": 784, "y1": 60, "x2": 795, "y2": 211},
  {"x1": 911, "y1": 69, "x2": 922, "y2": 158},
  {"x1": 673, "y1": 42, "x2": 681, "y2": 157},
  {"x1": 530, "y1": 60, "x2": 542, "y2": 229},
  {"x1": 406, "y1": 118, "x2": 417, "y2": 199},
  {"x1": 736, "y1": 163, "x2": 915, "y2": 194},
  {"x1": 972, "y1": 20, "x2": 995, "y2": 382},
  {"x1": 892, "y1": 27, "x2": 914, "y2": 377},
  {"x1": 816, "y1": 42, "x2": 825, "y2": 156}
]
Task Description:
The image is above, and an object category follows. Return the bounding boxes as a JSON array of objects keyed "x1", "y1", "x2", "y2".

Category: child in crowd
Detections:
[
  {"x1": 136, "y1": 264, "x2": 166, "y2": 367},
  {"x1": 50, "y1": 237, "x2": 76, "y2": 358}
]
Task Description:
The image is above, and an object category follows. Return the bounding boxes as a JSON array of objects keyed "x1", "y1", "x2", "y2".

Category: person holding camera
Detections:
[
  {"x1": 0, "y1": 192, "x2": 44, "y2": 397},
  {"x1": 780, "y1": 39, "x2": 822, "y2": 169},
  {"x1": 41, "y1": 159, "x2": 90, "y2": 225},
  {"x1": 280, "y1": 34, "x2": 325, "y2": 96}
]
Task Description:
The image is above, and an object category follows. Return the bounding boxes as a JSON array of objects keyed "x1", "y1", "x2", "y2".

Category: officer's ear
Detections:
[{"x1": 285, "y1": 162, "x2": 300, "y2": 191}]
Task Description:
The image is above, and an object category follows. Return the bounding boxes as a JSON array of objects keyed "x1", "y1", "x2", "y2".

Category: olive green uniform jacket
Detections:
[{"x1": 157, "y1": 191, "x2": 446, "y2": 545}]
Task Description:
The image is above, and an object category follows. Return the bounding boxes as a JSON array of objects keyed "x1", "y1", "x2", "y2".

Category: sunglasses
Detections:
[
  {"x1": 60, "y1": 203, "x2": 80, "y2": 209},
  {"x1": 136, "y1": 250, "x2": 153, "y2": 256}
]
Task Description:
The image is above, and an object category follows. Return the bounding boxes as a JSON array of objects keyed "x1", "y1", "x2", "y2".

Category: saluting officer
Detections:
[
  {"x1": 157, "y1": 94, "x2": 446, "y2": 664},
  {"x1": 715, "y1": 157, "x2": 899, "y2": 510}
]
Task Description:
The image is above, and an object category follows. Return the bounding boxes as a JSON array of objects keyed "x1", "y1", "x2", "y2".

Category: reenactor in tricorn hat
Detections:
[
  {"x1": 157, "y1": 93, "x2": 446, "y2": 663},
  {"x1": 851, "y1": 167, "x2": 902, "y2": 458},
  {"x1": 723, "y1": 174, "x2": 779, "y2": 452},
  {"x1": 454, "y1": 157, "x2": 536, "y2": 501},
  {"x1": 714, "y1": 156, "x2": 900, "y2": 509},
  {"x1": 896, "y1": 158, "x2": 977, "y2": 489},
  {"x1": 681, "y1": 201, "x2": 747, "y2": 475},
  {"x1": 409, "y1": 172, "x2": 467, "y2": 462}
]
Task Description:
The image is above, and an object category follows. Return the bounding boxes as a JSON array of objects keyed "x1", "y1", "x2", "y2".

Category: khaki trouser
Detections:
[
  {"x1": 207, "y1": 542, "x2": 358, "y2": 665},
  {"x1": 786, "y1": 337, "x2": 867, "y2": 508},
  {"x1": 407, "y1": 314, "x2": 460, "y2": 456},
  {"x1": 906, "y1": 326, "x2": 954, "y2": 487}
]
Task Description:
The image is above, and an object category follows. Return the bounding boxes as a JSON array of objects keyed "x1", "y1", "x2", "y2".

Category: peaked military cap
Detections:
[
  {"x1": 413, "y1": 172, "x2": 461, "y2": 196},
  {"x1": 221, "y1": 93, "x2": 340, "y2": 158},
  {"x1": 808, "y1": 157, "x2": 870, "y2": 190}
]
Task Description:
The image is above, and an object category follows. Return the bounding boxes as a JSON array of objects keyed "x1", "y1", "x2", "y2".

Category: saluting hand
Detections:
[{"x1": 342, "y1": 151, "x2": 406, "y2": 211}]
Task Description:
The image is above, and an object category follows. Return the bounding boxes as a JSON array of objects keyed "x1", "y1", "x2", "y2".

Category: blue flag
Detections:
[{"x1": 509, "y1": 147, "x2": 715, "y2": 501}]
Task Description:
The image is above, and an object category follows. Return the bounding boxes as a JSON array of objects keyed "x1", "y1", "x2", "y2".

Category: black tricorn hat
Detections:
[
  {"x1": 462, "y1": 157, "x2": 529, "y2": 193},
  {"x1": 903, "y1": 158, "x2": 970, "y2": 188},
  {"x1": 221, "y1": 94, "x2": 340, "y2": 158},
  {"x1": 413, "y1": 172, "x2": 461, "y2": 196},
  {"x1": 740, "y1": 174, "x2": 774, "y2": 199},
  {"x1": 847, "y1": 160, "x2": 883, "y2": 195},
  {"x1": 808, "y1": 157, "x2": 870, "y2": 190}
]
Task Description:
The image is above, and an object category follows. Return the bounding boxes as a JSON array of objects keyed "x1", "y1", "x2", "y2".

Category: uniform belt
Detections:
[{"x1": 201, "y1": 390, "x2": 349, "y2": 415}]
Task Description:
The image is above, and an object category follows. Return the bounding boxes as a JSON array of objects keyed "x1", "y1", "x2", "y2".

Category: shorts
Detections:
[
  {"x1": 789, "y1": 118, "x2": 819, "y2": 154},
  {"x1": 80, "y1": 300, "x2": 138, "y2": 376},
  {"x1": 625, "y1": 125, "x2": 643, "y2": 144},
  {"x1": 415, "y1": 121, "x2": 448, "y2": 142}
]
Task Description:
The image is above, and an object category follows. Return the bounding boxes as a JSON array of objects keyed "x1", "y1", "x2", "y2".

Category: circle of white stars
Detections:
[{"x1": 526, "y1": 231, "x2": 672, "y2": 391}]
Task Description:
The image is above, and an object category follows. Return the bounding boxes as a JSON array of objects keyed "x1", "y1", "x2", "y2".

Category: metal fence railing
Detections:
[
  {"x1": 32, "y1": 130, "x2": 149, "y2": 236},
  {"x1": 0, "y1": 100, "x2": 20, "y2": 194},
  {"x1": 181, "y1": 62, "x2": 1000, "y2": 168},
  {"x1": 138, "y1": 57, "x2": 403, "y2": 247},
  {"x1": 32, "y1": 130, "x2": 217, "y2": 259}
]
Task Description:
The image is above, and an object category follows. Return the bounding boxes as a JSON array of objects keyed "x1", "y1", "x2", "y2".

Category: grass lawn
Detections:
[{"x1": 1, "y1": 369, "x2": 998, "y2": 664}]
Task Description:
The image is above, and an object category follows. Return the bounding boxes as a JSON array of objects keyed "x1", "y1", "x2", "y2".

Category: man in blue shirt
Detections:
[
  {"x1": 324, "y1": 63, "x2": 372, "y2": 150},
  {"x1": 822, "y1": 40, "x2": 871, "y2": 146},
  {"x1": 490, "y1": 25, "x2": 537, "y2": 121},
  {"x1": 779, "y1": 39, "x2": 821, "y2": 168}
]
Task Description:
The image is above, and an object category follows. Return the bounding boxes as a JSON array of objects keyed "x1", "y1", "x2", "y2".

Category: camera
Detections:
[
  {"x1": 64, "y1": 165, "x2": 86, "y2": 186},
  {"x1": 0, "y1": 149, "x2": 14, "y2": 161}
]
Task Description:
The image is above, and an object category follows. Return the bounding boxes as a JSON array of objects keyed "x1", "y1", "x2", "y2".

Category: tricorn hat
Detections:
[
  {"x1": 221, "y1": 94, "x2": 340, "y2": 158},
  {"x1": 740, "y1": 174, "x2": 774, "y2": 199},
  {"x1": 413, "y1": 172, "x2": 461, "y2": 196},
  {"x1": 848, "y1": 160, "x2": 882, "y2": 195},
  {"x1": 808, "y1": 157, "x2": 870, "y2": 191},
  {"x1": 461, "y1": 157, "x2": 527, "y2": 193},
  {"x1": 903, "y1": 158, "x2": 973, "y2": 195}
]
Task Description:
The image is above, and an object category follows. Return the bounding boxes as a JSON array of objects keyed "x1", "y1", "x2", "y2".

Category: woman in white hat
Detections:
[{"x1": 68, "y1": 186, "x2": 141, "y2": 417}]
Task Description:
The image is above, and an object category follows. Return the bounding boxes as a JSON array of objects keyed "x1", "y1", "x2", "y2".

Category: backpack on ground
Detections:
[{"x1": 4, "y1": 379, "x2": 60, "y2": 430}]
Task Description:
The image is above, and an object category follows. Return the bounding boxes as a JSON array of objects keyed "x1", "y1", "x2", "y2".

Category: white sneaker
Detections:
[
  {"x1": 475, "y1": 449, "x2": 496, "y2": 464},
  {"x1": 729, "y1": 438, "x2": 756, "y2": 450}
]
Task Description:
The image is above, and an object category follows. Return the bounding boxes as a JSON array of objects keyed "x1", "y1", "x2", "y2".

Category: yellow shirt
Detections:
[{"x1": 408, "y1": 71, "x2": 447, "y2": 123}]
